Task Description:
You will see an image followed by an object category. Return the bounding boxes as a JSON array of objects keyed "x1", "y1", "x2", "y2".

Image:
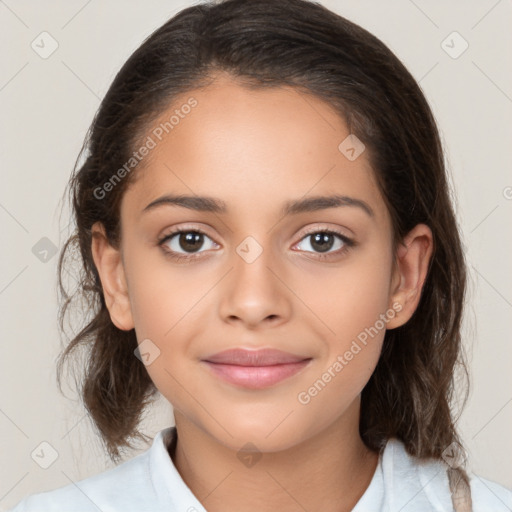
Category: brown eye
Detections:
[
  {"x1": 176, "y1": 232, "x2": 205, "y2": 253},
  {"x1": 294, "y1": 229, "x2": 354, "y2": 259},
  {"x1": 309, "y1": 232, "x2": 336, "y2": 253},
  {"x1": 159, "y1": 229, "x2": 218, "y2": 260}
]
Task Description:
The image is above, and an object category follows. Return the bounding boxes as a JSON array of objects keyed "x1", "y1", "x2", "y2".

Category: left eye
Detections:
[{"x1": 294, "y1": 231, "x2": 351, "y2": 255}]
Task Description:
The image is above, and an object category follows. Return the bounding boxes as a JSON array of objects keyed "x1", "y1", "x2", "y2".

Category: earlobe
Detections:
[
  {"x1": 386, "y1": 224, "x2": 434, "y2": 329},
  {"x1": 90, "y1": 221, "x2": 135, "y2": 331}
]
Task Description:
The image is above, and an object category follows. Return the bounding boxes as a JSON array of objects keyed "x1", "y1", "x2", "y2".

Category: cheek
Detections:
[
  {"x1": 294, "y1": 261, "x2": 391, "y2": 422},
  {"x1": 126, "y1": 243, "x2": 207, "y2": 338},
  {"x1": 124, "y1": 249, "x2": 214, "y2": 401},
  {"x1": 295, "y1": 244, "x2": 394, "y2": 344},
  {"x1": 295, "y1": 244, "x2": 393, "y2": 390}
]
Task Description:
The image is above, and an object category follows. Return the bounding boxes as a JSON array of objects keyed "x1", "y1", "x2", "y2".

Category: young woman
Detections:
[{"x1": 9, "y1": 0, "x2": 512, "y2": 510}]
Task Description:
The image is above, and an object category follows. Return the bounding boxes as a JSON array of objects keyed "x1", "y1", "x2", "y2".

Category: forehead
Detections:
[{"x1": 121, "y1": 75, "x2": 387, "y2": 222}]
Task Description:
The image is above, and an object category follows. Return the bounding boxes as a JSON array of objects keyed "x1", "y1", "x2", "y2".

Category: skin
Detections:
[{"x1": 91, "y1": 73, "x2": 433, "y2": 512}]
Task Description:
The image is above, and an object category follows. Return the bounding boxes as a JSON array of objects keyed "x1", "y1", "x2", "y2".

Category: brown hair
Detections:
[{"x1": 56, "y1": 0, "x2": 471, "y2": 505}]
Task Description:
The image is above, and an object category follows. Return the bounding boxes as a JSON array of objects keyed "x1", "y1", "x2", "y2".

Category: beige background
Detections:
[{"x1": 1, "y1": 0, "x2": 511, "y2": 509}]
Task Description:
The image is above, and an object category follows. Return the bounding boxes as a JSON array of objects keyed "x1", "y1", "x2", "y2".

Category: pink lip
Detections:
[{"x1": 201, "y1": 348, "x2": 312, "y2": 389}]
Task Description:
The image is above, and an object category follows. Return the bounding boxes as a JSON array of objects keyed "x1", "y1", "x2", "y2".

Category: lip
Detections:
[{"x1": 201, "y1": 348, "x2": 312, "y2": 389}]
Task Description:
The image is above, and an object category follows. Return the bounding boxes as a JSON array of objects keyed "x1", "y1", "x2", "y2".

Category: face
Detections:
[{"x1": 92, "y1": 73, "x2": 428, "y2": 453}]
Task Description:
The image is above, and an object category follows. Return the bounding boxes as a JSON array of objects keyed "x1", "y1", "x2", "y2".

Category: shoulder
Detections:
[
  {"x1": 8, "y1": 453, "x2": 152, "y2": 512},
  {"x1": 7, "y1": 438, "x2": 158, "y2": 512},
  {"x1": 468, "y1": 474, "x2": 512, "y2": 511},
  {"x1": 382, "y1": 438, "x2": 512, "y2": 511}
]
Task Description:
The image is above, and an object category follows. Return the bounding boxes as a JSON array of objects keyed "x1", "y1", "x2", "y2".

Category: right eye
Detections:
[{"x1": 158, "y1": 229, "x2": 219, "y2": 262}]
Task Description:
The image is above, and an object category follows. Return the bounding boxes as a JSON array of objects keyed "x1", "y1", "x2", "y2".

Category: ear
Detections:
[
  {"x1": 386, "y1": 223, "x2": 433, "y2": 329},
  {"x1": 90, "y1": 221, "x2": 135, "y2": 331}
]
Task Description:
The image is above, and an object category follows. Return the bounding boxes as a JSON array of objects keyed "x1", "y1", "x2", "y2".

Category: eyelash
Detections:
[{"x1": 157, "y1": 226, "x2": 355, "y2": 263}]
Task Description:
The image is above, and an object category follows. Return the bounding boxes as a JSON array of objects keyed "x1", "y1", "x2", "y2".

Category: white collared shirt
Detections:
[{"x1": 8, "y1": 426, "x2": 512, "y2": 511}]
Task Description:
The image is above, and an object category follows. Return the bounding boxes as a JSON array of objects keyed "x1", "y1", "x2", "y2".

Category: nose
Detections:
[{"x1": 218, "y1": 241, "x2": 292, "y2": 330}]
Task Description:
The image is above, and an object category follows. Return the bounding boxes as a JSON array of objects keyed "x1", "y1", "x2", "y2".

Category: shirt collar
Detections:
[{"x1": 148, "y1": 426, "x2": 207, "y2": 511}]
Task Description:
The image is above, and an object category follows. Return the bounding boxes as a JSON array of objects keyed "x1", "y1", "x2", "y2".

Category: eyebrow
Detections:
[{"x1": 142, "y1": 193, "x2": 374, "y2": 217}]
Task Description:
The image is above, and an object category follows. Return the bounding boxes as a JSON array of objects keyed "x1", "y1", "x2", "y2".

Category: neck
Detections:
[{"x1": 170, "y1": 401, "x2": 379, "y2": 512}]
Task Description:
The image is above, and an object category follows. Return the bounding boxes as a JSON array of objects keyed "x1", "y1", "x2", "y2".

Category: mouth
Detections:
[{"x1": 201, "y1": 348, "x2": 312, "y2": 390}]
